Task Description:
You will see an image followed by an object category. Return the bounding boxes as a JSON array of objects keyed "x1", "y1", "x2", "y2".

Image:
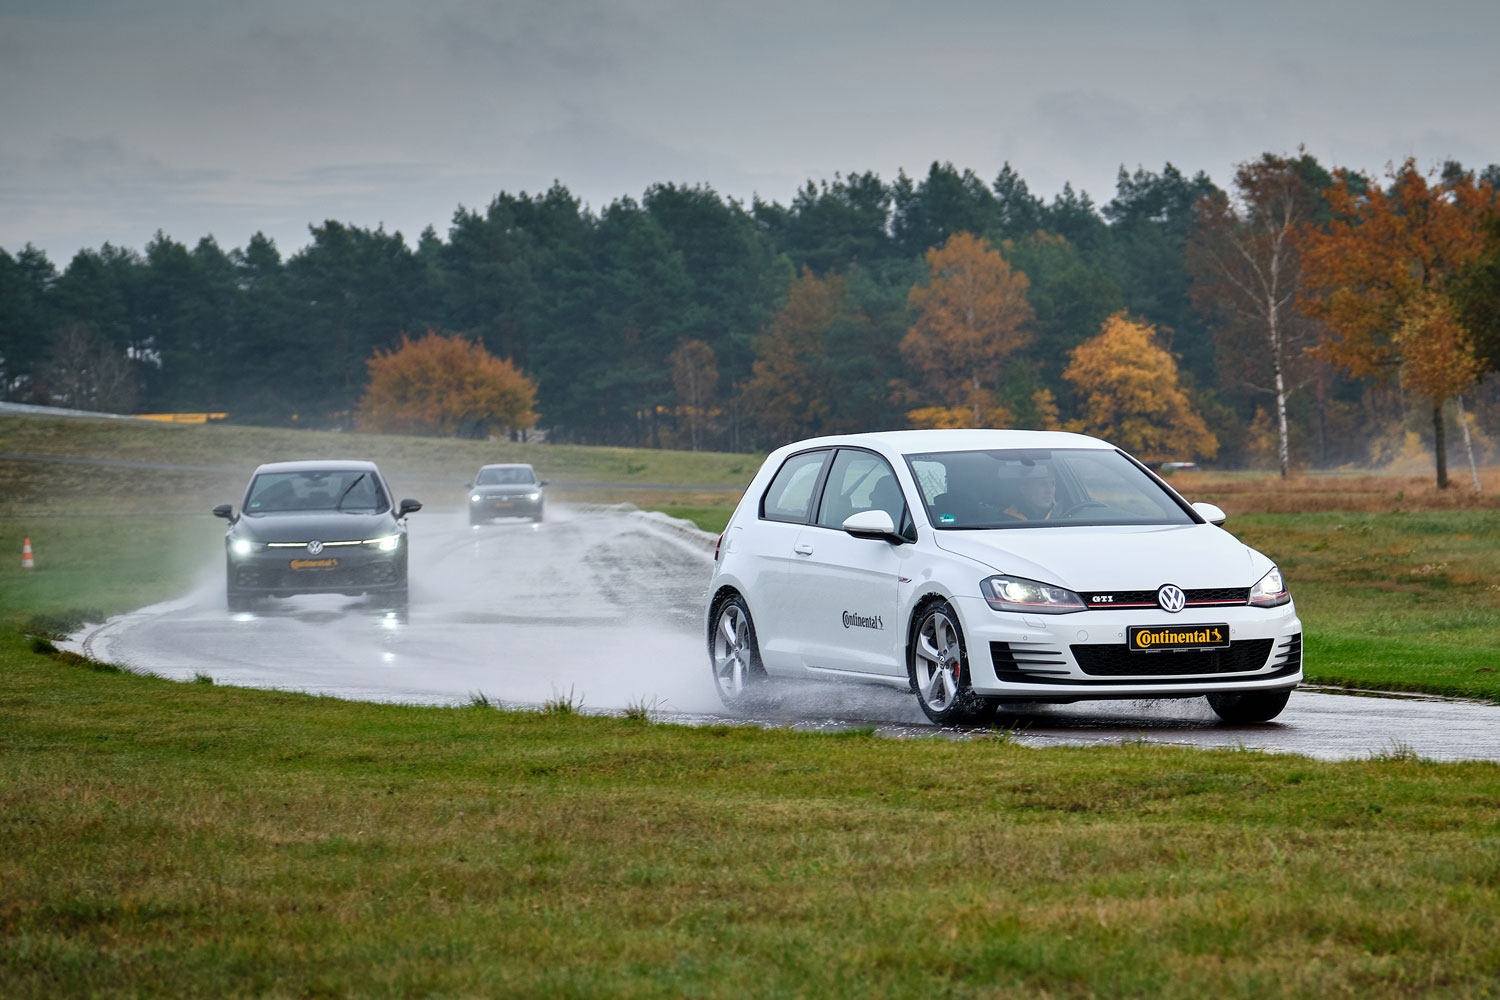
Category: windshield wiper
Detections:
[{"x1": 335, "y1": 473, "x2": 367, "y2": 512}]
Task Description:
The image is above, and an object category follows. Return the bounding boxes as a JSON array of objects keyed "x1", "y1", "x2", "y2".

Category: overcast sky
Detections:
[{"x1": 3, "y1": 0, "x2": 1497, "y2": 264}]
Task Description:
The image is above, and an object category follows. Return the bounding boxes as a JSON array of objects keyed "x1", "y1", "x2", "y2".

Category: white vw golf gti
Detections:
[{"x1": 706, "y1": 429, "x2": 1301, "y2": 724}]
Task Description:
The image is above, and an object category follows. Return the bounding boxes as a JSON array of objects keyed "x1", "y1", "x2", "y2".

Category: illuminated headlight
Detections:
[
  {"x1": 1248, "y1": 566, "x2": 1290, "y2": 608},
  {"x1": 230, "y1": 538, "x2": 253, "y2": 557},
  {"x1": 364, "y1": 534, "x2": 402, "y2": 551},
  {"x1": 525, "y1": 492, "x2": 541, "y2": 501},
  {"x1": 470, "y1": 494, "x2": 482, "y2": 503},
  {"x1": 981, "y1": 575, "x2": 1085, "y2": 614}
]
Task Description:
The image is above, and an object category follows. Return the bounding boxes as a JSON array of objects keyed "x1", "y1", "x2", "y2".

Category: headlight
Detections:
[
  {"x1": 470, "y1": 495, "x2": 481, "y2": 503},
  {"x1": 230, "y1": 538, "x2": 253, "y2": 557},
  {"x1": 1249, "y1": 566, "x2": 1290, "y2": 607},
  {"x1": 981, "y1": 575, "x2": 1086, "y2": 614},
  {"x1": 363, "y1": 534, "x2": 401, "y2": 551},
  {"x1": 525, "y1": 492, "x2": 541, "y2": 501}
]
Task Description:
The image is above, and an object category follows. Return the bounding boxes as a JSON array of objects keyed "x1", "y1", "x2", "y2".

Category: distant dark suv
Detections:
[
  {"x1": 213, "y1": 460, "x2": 421, "y2": 612},
  {"x1": 467, "y1": 463, "x2": 546, "y2": 524}
]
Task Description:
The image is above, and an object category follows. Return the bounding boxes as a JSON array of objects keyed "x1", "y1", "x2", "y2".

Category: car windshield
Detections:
[
  {"x1": 245, "y1": 470, "x2": 389, "y2": 514},
  {"x1": 905, "y1": 448, "x2": 1193, "y2": 529},
  {"x1": 475, "y1": 466, "x2": 535, "y2": 485}
]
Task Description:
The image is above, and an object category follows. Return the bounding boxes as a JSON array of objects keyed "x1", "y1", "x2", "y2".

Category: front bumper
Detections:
[
  {"x1": 227, "y1": 544, "x2": 406, "y2": 596},
  {"x1": 470, "y1": 494, "x2": 543, "y2": 518},
  {"x1": 954, "y1": 595, "x2": 1303, "y2": 699}
]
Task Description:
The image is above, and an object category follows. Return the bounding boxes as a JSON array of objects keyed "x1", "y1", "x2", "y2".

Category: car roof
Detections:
[
  {"x1": 777, "y1": 428, "x2": 1115, "y2": 456},
  {"x1": 251, "y1": 459, "x2": 382, "y2": 475},
  {"x1": 478, "y1": 463, "x2": 534, "y2": 471}
]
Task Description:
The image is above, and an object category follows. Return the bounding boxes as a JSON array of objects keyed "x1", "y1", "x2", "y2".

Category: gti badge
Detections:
[
  {"x1": 1157, "y1": 584, "x2": 1186, "y2": 613},
  {"x1": 307, "y1": 540, "x2": 324, "y2": 555}
]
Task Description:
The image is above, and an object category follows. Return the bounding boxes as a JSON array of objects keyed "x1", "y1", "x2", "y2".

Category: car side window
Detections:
[
  {"x1": 814, "y1": 449, "x2": 906, "y2": 529},
  {"x1": 760, "y1": 450, "x2": 829, "y2": 523}
]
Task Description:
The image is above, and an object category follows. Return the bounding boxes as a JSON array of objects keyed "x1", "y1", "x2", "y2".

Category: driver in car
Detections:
[{"x1": 1002, "y1": 464, "x2": 1057, "y2": 521}]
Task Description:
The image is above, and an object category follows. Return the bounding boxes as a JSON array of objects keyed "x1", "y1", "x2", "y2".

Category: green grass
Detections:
[
  {"x1": 1228, "y1": 511, "x2": 1500, "y2": 700},
  {"x1": 0, "y1": 414, "x2": 760, "y2": 503},
  {"x1": 4, "y1": 635, "x2": 1500, "y2": 998},
  {"x1": 7, "y1": 415, "x2": 1500, "y2": 995}
]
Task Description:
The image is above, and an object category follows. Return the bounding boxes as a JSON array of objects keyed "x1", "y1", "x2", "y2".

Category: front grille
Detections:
[
  {"x1": 1072, "y1": 639, "x2": 1274, "y2": 676},
  {"x1": 233, "y1": 561, "x2": 398, "y2": 589},
  {"x1": 1084, "y1": 587, "x2": 1250, "y2": 610}
]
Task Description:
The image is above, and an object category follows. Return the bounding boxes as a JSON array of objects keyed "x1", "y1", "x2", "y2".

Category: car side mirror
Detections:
[
  {"x1": 538, "y1": 479, "x2": 549, "y2": 487},
  {"x1": 212, "y1": 503, "x2": 235, "y2": 521},
  {"x1": 1191, "y1": 501, "x2": 1226, "y2": 526},
  {"x1": 463, "y1": 482, "x2": 472, "y2": 489},
  {"x1": 842, "y1": 509, "x2": 903, "y2": 544},
  {"x1": 398, "y1": 499, "x2": 423, "y2": 517}
]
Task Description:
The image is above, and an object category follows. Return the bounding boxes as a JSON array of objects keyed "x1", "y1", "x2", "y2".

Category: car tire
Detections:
[
  {"x1": 908, "y1": 599, "x2": 989, "y2": 725},
  {"x1": 227, "y1": 588, "x2": 253, "y2": 613},
  {"x1": 1206, "y1": 689, "x2": 1291, "y2": 723},
  {"x1": 533, "y1": 506, "x2": 545, "y2": 523},
  {"x1": 708, "y1": 591, "x2": 770, "y2": 708}
]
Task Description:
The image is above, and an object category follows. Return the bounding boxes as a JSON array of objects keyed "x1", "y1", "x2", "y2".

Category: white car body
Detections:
[{"x1": 706, "y1": 429, "x2": 1302, "y2": 723}]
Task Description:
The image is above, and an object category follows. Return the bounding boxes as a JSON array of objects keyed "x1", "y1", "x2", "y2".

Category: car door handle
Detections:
[{"x1": 793, "y1": 543, "x2": 814, "y2": 555}]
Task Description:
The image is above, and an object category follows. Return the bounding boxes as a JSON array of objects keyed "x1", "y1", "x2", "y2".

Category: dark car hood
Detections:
[
  {"x1": 236, "y1": 510, "x2": 396, "y2": 543},
  {"x1": 471, "y1": 484, "x2": 540, "y2": 497}
]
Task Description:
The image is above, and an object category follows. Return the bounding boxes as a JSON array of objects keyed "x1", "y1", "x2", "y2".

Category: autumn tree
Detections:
[
  {"x1": 741, "y1": 269, "x2": 861, "y2": 443},
  {"x1": 358, "y1": 329, "x2": 537, "y2": 438},
  {"x1": 1299, "y1": 160, "x2": 1494, "y2": 488},
  {"x1": 900, "y1": 232, "x2": 1034, "y2": 427},
  {"x1": 670, "y1": 338, "x2": 718, "y2": 451},
  {"x1": 1188, "y1": 152, "x2": 1329, "y2": 477},
  {"x1": 1063, "y1": 313, "x2": 1218, "y2": 460}
]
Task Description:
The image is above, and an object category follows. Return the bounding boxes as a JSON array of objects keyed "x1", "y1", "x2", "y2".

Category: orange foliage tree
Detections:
[
  {"x1": 900, "y1": 232, "x2": 1033, "y2": 426},
  {"x1": 741, "y1": 269, "x2": 866, "y2": 442},
  {"x1": 1063, "y1": 313, "x2": 1218, "y2": 460},
  {"x1": 358, "y1": 329, "x2": 537, "y2": 437},
  {"x1": 1298, "y1": 160, "x2": 1493, "y2": 488}
]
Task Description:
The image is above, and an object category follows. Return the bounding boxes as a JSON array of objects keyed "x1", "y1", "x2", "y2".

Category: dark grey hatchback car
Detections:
[
  {"x1": 213, "y1": 460, "x2": 421, "y2": 612},
  {"x1": 467, "y1": 463, "x2": 546, "y2": 524}
]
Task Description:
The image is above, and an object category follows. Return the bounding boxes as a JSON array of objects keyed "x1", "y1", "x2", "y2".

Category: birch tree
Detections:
[{"x1": 1188, "y1": 153, "x2": 1326, "y2": 477}]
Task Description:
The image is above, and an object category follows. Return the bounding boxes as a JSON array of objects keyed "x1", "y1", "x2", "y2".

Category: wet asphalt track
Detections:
[{"x1": 72, "y1": 505, "x2": 1500, "y2": 762}]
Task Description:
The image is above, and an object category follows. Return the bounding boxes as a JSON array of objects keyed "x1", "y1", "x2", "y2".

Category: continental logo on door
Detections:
[
  {"x1": 842, "y1": 611, "x2": 884, "y2": 630},
  {"x1": 1127, "y1": 624, "x2": 1229, "y2": 651},
  {"x1": 290, "y1": 558, "x2": 339, "y2": 570}
]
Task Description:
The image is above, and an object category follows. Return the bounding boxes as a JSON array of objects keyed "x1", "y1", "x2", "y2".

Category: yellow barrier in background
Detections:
[{"x1": 133, "y1": 413, "x2": 228, "y2": 424}]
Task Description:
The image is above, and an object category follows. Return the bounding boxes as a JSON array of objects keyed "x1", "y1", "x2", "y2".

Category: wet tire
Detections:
[
  {"x1": 533, "y1": 506, "x2": 545, "y2": 523},
  {"x1": 708, "y1": 592, "x2": 770, "y2": 708},
  {"x1": 1206, "y1": 689, "x2": 1291, "y2": 723},
  {"x1": 226, "y1": 564, "x2": 253, "y2": 613},
  {"x1": 908, "y1": 599, "x2": 989, "y2": 726},
  {"x1": 226, "y1": 588, "x2": 254, "y2": 614}
]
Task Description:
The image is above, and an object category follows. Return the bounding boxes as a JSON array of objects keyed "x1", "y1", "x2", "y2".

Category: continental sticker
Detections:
[
  {"x1": 290, "y1": 558, "x2": 339, "y2": 570},
  {"x1": 1128, "y1": 624, "x2": 1228, "y2": 651}
]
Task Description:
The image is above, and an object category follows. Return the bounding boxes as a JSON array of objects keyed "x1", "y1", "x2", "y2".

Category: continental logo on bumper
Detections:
[
  {"x1": 290, "y1": 558, "x2": 339, "y2": 570},
  {"x1": 1129, "y1": 624, "x2": 1227, "y2": 650},
  {"x1": 842, "y1": 611, "x2": 884, "y2": 630}
]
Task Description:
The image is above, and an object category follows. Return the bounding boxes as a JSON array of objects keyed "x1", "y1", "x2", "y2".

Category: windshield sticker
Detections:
[{"x1": 938, "y1": 513, "x2": 955, "y2": 524}]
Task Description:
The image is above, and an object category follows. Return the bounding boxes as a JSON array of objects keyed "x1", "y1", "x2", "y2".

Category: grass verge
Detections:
[{"x1": 4, "y1": 634, "x2": 1500, "y2": 998}]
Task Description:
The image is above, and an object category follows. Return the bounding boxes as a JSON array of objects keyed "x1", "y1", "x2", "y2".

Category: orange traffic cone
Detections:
[{"x1": 21, "y1": 537, "x2": 35, "y2": 569}]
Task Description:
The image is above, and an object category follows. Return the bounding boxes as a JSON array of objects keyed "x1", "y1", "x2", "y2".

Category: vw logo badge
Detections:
[
  {"x1": 306, "y1": 540, "x2": 324, "y2": 555},
  {"x1": 1157, "y1": 584, "x2": 1186, "y2": 613}
]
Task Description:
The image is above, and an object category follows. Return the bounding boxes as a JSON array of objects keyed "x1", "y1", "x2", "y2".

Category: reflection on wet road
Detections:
[{"x1": 75, "y1": 506, "x2": 1500, "y2": 762}]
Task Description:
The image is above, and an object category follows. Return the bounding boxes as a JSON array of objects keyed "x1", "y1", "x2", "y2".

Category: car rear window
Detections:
[{"x1": 761, "y1": 450, "x2": 828, "y2": 523}]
